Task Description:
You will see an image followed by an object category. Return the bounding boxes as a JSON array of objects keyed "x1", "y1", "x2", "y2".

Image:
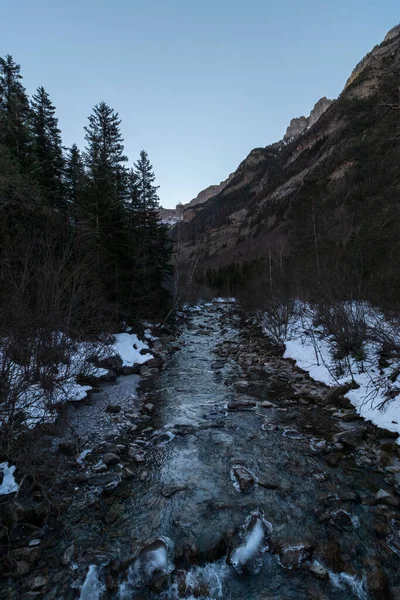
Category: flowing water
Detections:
[{"x1": 69, "y1": 302, "x2": 400, "y2": 599}]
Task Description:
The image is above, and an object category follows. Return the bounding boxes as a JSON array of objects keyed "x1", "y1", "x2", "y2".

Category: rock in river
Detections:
[
  {"x1": 231, "y1": 466, "x2": 255, "y2": 492},
  {"x1": 102, "y1": 452, "x2": 120, "y2": 466},
  {"x1": 227, "y1": 400, "x2": 256, "y2": 411}
]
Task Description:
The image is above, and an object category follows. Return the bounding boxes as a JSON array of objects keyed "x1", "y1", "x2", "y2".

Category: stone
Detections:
[
  {"x1": 124, "y1": 468, "x2": 135, "y2": 478},
  {"x1": 61, "y1": 543, "x2": 74, "y2": 566},
  {"x1": 29, "y1": 575, "x2": 48, "y2": 590},
  {"x1": 15, "y1": 561, "x2": 31, "y2": 576},
  {"x1": 103, "y1": 442, "x2": 120, "y2": 454},
  {"x1": 257, "y1": 475, "x2": 278, "y2": 490},
  {"x1": 232, "y1": 466, "x2": 255, "y2": 492},
  {"x1": 161, "y1": 485, "x2": 186, "y2": 498},
  {"x1": 121, "y1": 365, "x2": 140, "y2": 376},
  {"x1": 261, "y1": 401, "x2": 274, "y2": 408},
  {"x1": 375, "y1": 488, "x2": 399, "y2": 506},
  {"x1": 276, "y1": 542, "x2": 313, "y2": 569},
  {"x1": 309, "y1": 561, "x2": 329, "y2": 580},
  {"x1": 227, "y1": 400, "x2": 256, "y2": 411},
  {"x1": 144, "y1": 403, "x2": 154, "y2": 412},
  {"x1": 333, "y1": 428, "x2": 363, "y2": 448},
  {"x1": 106, "y1": 404, "x2": 121, "y2": 414},
  {"x1": 146, "y1": 357, "x2": 163, "y2": 369},
  {"x1": 380, "y1": 439, "x2": 398, "y2": 452},
  {"x1": 96, "y1": 354, "x2": 123, "y2": 374},
  {"x1": 140, "y1": 471, "x2": 148, "y2": 481},
  {"x1": 102, "y1": 453, "x2": 120, "y2": 466},
  {"x1": 329, "y1": 510, "x2": 353, "y2": 529},
  {"x1": 58, "y1": 439, "x2": 77, "y2": 456},
  {"x1": 367, "y1": 563, "x2": 391, "y2": 599},
  {"x1": 234, "y1": 380, "x2": 250, "y2": 392},
  {"x1": 88, "y1": 474, "x2": 120, "y2": 486}
]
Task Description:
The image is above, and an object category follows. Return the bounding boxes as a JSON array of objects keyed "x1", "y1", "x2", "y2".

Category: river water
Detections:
[{"x1": 69, "y1": 301, "x2": 400, "y2": 600}]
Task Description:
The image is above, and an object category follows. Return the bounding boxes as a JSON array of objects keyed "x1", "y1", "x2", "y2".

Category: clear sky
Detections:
[{"x1": 2, "y1": 1, "x2": 398, "y2": 207}]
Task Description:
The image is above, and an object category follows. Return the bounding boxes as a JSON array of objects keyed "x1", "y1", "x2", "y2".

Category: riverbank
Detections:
[{"x1": 2, "y1": 301, "x2": 400, "y2": 599}]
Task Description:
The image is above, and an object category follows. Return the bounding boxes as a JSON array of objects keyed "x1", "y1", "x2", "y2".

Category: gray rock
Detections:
[
  {"x1": 375, "y1": 488, "x2": 399, "y2": 506},
  {"x1": 88, "y1": 474, "x2": 120, "y2": 486},
  {"x1": 29, "y1": 575, "x2": 48, "y2": 590},
  {"x1": 106, "y1": 404, "x2": 121, "y2": 414},
  {"x1": 102, "y1": 452, "x2": 120, "y2": 466},
  {"x1": 261, "y1": 401, "x2": 274, "y2": 408},
  {"x1": 61, "y1": 544, "x2": 74, "y2": 566},
  {"x1": 232, "y1": 466, "x2": 255, "y2": 492},
  {"x1": 161, "y1": 485, "x2": 186, "y2": 498},
  {"x1": 309, "y1": 561, "x2": 329, "y2": 580},
  {"x1": 333, "y1": 428, "x2": 363, "y2": 447},
  {"x1": 227, "y1": 400, "x2": 256, "y2": 411}
]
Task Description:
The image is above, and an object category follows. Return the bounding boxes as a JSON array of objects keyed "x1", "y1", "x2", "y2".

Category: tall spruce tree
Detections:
[
  {"x1": 0, "y1": 55, "x2": 33, "y2": 171},
  {"x1": 31, "y1": 86, "x2": 64, "y2": 207},
  {"x1": 83, "y1": 102, "x2": 130, "y2": 306},
  {"x1": 65, "y1": 143, "x2": 85, "y2": 212},
  {"x1": 130, "y1": 150, "x2": 171, "y2": 311}
]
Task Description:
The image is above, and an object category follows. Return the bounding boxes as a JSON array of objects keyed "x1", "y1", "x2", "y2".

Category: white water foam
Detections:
[
  {"x1": 328, "y1": 568, "x2": 368, "y2": 600},
  {"x1": 79, "y1": 565, "x2": 105, "y2": 600},
  {"x1": 231, "y1": 519, "x2": 265, "y2": 568}
]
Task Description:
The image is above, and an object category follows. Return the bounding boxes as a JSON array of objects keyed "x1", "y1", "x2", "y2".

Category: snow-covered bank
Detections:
[
  {"x1": 0, "y1": 462, "x2": 19, "y2": 495},
  {"x1": 262, "y1": 302, "x2": 400, "y2": 439},
  {"x1": 0, "y1": 328, "x2": 156, "y2": 431}
]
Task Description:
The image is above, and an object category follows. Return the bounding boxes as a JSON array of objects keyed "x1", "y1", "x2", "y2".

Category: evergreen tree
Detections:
[
  {"x1": 64, "y1": 143, "x2": 85, "y2": 211},
  {"x1": 31, "y1": 86, "x2": 64, "y2": 207},
  {"x1": 130, "y1": 150, "x2": 171, "y2": 311},
  {"x1": 0, "y1": 55, "x2": 33, "y2": 170},
  {"x1": 83, "y1": 102, "x2": 130, "y2": 306}
]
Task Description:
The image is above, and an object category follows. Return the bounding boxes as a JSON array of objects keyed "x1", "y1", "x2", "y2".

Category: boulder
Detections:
[
  {"x1": 102, "y1": 453, "x2": 120, "y2": 466},
  {"x1": 227, "y1": 400, "x2": 256, "y2": 411},
  {"x1": 232, "y1": 466, "x2": 255, "y2": 492},
  {"x1": 333, "y1": 428, "x2": 363, "y2": 448},
  {"x1": 106, "y1": 404, "x2": 121, "y2": 414},
  {"x1": 375, "y1": 488, "x2": 399, "y2": 506}
]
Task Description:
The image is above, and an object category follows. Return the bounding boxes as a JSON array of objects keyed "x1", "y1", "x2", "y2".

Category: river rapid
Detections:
[{"x1": 7, "y1": 300, "x2": 400, "y2": 599}]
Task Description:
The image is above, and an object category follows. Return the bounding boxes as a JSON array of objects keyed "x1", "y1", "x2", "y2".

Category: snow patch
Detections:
[
  {"x1": 0, "y1": 462, "x2": 19, "y2": 495},
  {"x1": 112, "y1": 332, "x2": 153, "y2": 367}
]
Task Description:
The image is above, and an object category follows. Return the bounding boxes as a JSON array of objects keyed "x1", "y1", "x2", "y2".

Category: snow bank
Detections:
[
  {"x1": 112, "y1": 332, "x2": 153, "y2": 366},
  {"x1": 0, "y1": 462, "x2": 19, "y2": 495},
  {"x1": 268, "y1": 303, "x2": 400, "y2": 439}
]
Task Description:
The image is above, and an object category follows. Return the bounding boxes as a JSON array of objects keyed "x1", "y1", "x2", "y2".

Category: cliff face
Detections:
[
  {"x1": 172, "y1": 25, "x2": 400, "y2": 303},
  {"x1": 283, "y1": 97, "x2": 334, "y2": 143}
]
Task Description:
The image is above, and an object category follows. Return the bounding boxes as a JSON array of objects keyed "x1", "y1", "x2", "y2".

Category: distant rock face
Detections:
[
  {"x1": 283, "y1": 97, "x2": 333, "y2": 143},
  {"x1": 188, "y1": 174, "x2": 234, "y2": 208},
  {"x1": 384, "y1": 24, "x2": 400, "y2": 42}
]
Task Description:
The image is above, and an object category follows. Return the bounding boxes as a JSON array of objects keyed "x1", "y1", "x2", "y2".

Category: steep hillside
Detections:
[{"x1": 173, "y1": 25, "x2": 400, "y2": 307}]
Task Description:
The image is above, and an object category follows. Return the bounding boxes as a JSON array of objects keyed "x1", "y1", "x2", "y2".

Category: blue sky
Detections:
[{"x1": 2, "y1": 1, "x2": 398, "y2": 207}]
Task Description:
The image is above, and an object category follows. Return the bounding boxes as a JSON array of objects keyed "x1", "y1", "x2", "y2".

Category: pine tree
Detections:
[
  {"x1": 31, "y1": 86, "x2": 64, "y2": 207},
  {"x1": 83, "y1": 102, "x2": 130, "y2": 307},
  {"x1": 130, "y1": 150, "x2": 171, "y2": 312},
  {"x1": 0, "y1": 55, "x2": 33, "y2": 170},
  {"x1": 64, "y1": 143, "x2": 85, "y2": 212}
]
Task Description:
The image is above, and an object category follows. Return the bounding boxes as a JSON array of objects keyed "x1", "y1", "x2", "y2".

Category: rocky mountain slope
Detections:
[{"x1": 172, "y1": 24, "x2": 400, "y2": 307}]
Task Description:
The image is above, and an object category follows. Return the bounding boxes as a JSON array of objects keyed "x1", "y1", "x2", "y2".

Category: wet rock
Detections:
[
  {"x1": 58, "y1": 439, "x2": 78, "y2": 456},
  {"x1": 232, "y1": 466, "x2": 255, "y2": 492},
  {"x1": 151, "y1": 574, "x2": 169, "y2": 594},
  {"x1": 234, "y1": 380, "x2": 250, "y2": 393},
  {"x1": 128, "y1": 448, "x2": 146, "y2": 462},
  {"x1": 88, "y1": 473, "x2": 120, "y2": 486},
  {"x1": 333, "y1": 428, "x2": 363, "y2": 448},
  {"x1": 380, "y1": 439, "x2": 399, "y2": 452},
  {"x1": 257, "y1": 475, "x2": 278, "y2": 490},
  {"x1": 104, "y1": 502, "x2": 124, "y2": 524},
  {"x1": 140, "y1": 471, "x2": 148, "y2": 481},
  {"x1": 121, "y1": 364, "x2": 140, "y2": 375},
  {"x1": 135, "y1": 538, "x2": 170, "y2": 585},
  {"x1": 161, "y1": 485, "x2": 186, "y2": 498},
  {"x1": 103, "y1": 442, "x2": 120, "y2": 454},
  {"x1": 29, "y1": 575, "x2": 48, "y2": 590},
  {"x1": 366, "y1": 562, "x2": 391, "y2": 600},
  {"x1": 375, "y1": 488, "x2": 399, "y2": 506},
  {"x1": 96, "y1": 354, "x2": 123, "y2": 374},
  {"x1": 102, "y1": 452, "x2": 120, "y2": 466},
  {"x1": 124, "y1": 468, "x2": 135, "y2": 478},
  {"x1": 329, "y1": 510, "x2": 353, "y2": 529},
  {"x1": 61, "y1": 543, "x2": 75, "y2": 566},
  {"x1": 106, "y1": 574, "x2": 119, "y2": 593},
  {"x1": 146, "y1": 357, "x2": 163, "y2": 369},
  {"x1": 106, "y1": 404, "x2": 121, "y2": 414},
  {"x1": 309, "y1": 561, "x2": 329, "y2": 580},
  {"x1": 15, "y1": 561, "x2": 31, "y2": 576},
  {"x1": 227, "y1": 400, "x2": 256, "y2": 411},
  {"x1": 276, "y1": 542, "x2": 313, "y2": 569},
  {"x1": 261, "y1": 401, "x2": 274, "y2": 408},
  {"x1": 144, "y1": 403, "x2": 154, "y2": 412}
]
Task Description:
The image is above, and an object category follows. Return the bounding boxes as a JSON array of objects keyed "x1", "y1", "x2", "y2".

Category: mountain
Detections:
[{"x1": 172, "y1": 25, "x2": 400, "y2": 308}]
